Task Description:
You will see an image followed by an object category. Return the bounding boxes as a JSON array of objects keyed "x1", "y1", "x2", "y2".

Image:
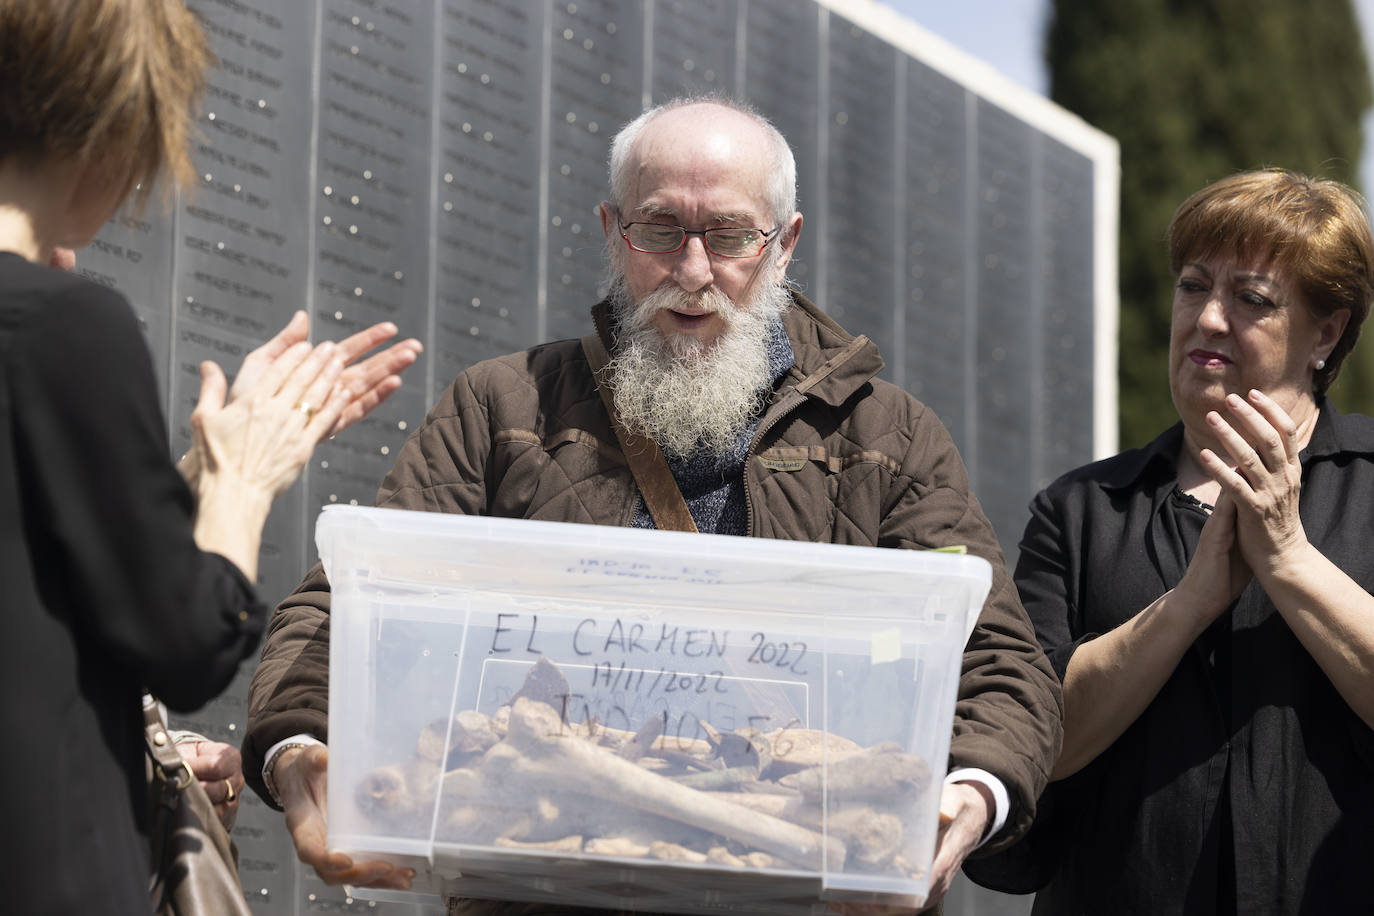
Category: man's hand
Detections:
[
  {"x1": 827, "y1": 780, "x2": 993, "y2": 915},
  {"x1": 925, "y1": 780, "x2": 993, "y2": 908},
  {"x1": 176, "y1": 739, "x2": 245, "y2": 831},
  {"x1": 275, "y1": 745, "x2": 414, "y2": 889}
]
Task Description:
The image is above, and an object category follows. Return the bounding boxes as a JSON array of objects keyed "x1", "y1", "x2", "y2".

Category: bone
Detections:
[
  {"x1": 504, "y1": 698, "x2": 847, "y2": 871},
  {"x1": 707, "y1": 847, "x2": 746, "y2": 868},
  {"x1": 713, "y1": 728, "x2": 772, "y2": 773},
  {"x1": 790, "y1": 742, "x2": 931, "y2": 805},
  {"x1": 439, "y1": 803, "x2": 516, "y2": 845},
  {"x1": 512, "y1": 657, "x2": 571, "y2": 709},
  {"x1": 585, "y1": 836, "x2": 651, "y2": 858},
  {"x1": 491, "y1": 705, "x2": 510, "y2": 738},
  {"x1": 650, "y1": 841, "x2": 709, "y2": 864},
  {"x1": 355, "y1": 759, "x2": 439, "y2": 824},
  {"x1": 478, "y1": 744, "x2": 719, "y2": 848},
  {"x1": 670, "y1": 766, "x2": 766, "y2": 791},
  {"x1": 700, "y1": 792, "x2": 794, "y2": 819},
  {"x1": 742, "y1": 852, "x2": 777, "y2": 869},
  {"x1": 760, "y1": 728, "x2": 863, "y2": 778},
  {"x1": 417, "y1": 710, "x2": 500, "y2": 765},
  {"x1": 589, "y1": 723, "x2": 713, "y2": 758},
  {"x1": 493, "y1": 835, "x2": 584, "y2": 854},
  {"x1": 782, "y1": 801, "x2": 905, "y2": 869},
  {"x1": 619, "y1": 714, "x2": 665, "y2": 761}
]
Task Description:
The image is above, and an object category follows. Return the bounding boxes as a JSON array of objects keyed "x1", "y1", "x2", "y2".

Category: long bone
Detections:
[{"x1": 503, "y1": 697, "x2": 847, "y2": 871}]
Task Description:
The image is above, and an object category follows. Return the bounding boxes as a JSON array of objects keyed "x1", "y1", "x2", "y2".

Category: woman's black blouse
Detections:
[
  {"x1": 0, "y1": 253, "x2": 266, "y2": 914},
  {"x1": 966, "y1": 405, "x2": 1374, "y2": 915}
]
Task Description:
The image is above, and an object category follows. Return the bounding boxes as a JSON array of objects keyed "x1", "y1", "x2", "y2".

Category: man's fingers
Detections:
[{"x1": 305, "y1": 850, "x2": 413, "y2": 889}]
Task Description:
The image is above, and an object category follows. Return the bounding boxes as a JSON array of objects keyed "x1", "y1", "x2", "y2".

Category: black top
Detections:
[
  {"x1": 965, "y1": 403, "x2": 1374, "y2": 915},
  {"x1": 0, "y1": 253, "x2": 266, "y2": 914}
]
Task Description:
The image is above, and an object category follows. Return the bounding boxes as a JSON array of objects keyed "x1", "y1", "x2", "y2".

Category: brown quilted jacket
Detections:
[{"x1": 244, "y1": 292, "x2": 1062, "y2": 852}]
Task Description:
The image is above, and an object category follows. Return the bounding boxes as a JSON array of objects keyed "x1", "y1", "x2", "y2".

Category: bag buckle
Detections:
[{"x1": 154, "y1": 754, "x2": 196, "y2": 791}]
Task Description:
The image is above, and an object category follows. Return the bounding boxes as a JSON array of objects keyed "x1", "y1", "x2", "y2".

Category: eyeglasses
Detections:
[{"x1": 619, "y1": 221, "x2": 779, "y2": 258}]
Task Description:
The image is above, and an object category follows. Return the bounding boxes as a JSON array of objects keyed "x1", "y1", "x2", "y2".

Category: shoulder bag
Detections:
[{"x1": 144, "y1": 694, "x2": 254, "y2": 916}]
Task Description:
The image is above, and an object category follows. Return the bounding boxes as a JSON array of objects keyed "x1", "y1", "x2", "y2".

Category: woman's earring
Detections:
[{"x1": 1314, "y1": 358, "x2": 1327, "y2": 370}]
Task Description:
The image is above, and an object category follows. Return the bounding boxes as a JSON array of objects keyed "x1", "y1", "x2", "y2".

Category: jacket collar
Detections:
[
  {"x1": 780, "y1": 291, "x2": 885, "y2": 406},
  {"x1": 1100, "y1": 399, "x2": 1374, "y2": 493},
  {"x1": 589, "y1": 290, "x2": 885, "y2": 409}
]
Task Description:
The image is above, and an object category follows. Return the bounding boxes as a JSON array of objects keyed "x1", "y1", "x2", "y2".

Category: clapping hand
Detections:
[
  {"x1": 1196, "y1": 389, "x2": 1307, "y2": 577},
  {"x1": 179, "y1": 311, "x2": 422, "y2": 486}
]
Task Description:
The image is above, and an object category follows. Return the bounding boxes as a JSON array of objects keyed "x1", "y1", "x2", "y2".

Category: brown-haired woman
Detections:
[
  {"x1": 0, "y1": 1, "x2": 420, "y2": 911},
  {"x1": 966, "y1": 169, "x2": 1374, "y2": 913}
]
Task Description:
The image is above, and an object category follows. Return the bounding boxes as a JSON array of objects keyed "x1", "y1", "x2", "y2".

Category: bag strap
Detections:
[
  {"x1": 581, "y1": 332, "x2": 698, "y2": 533},
  {"x1": 144, "y1": 694, "x2": 194, "y2": 793}
]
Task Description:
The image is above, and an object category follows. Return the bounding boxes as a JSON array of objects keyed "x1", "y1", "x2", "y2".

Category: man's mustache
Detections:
[{"x1": 637, "y1": 284, "x2": 735, "y2": 318}]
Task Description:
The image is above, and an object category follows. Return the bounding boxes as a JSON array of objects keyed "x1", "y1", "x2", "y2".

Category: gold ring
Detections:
[
  {"x1": 292, "y1": 401, "x2": 316, "y2": 421},
  {"x1": 224, "y1": 778, "x2": 237, "y2": 803}
]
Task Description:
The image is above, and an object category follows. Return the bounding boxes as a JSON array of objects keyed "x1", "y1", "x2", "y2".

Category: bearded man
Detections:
[{"x1": 243, "y1": 97, "x2": 1061, "y2": 914}]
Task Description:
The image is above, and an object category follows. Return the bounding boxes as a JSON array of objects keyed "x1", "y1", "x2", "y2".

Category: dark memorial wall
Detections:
[{"x1": 82, "y1": 1, "x2": 1115, "y2": 913}]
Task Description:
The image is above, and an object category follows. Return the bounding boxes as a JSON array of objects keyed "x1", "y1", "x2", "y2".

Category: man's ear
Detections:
[
  {"x1": 771, "y1": 212, "x2": 804, "y2": 281},
  {"x1": 599, "y1": 202, "x2": 617, "y2": 240}
]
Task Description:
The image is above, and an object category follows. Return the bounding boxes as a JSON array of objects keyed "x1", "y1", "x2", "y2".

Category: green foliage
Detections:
[{"x1": 1048, "y1": 0, "x2": 1374, "y2": 446}]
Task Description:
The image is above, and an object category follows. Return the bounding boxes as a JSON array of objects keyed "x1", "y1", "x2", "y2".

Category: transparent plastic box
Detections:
[{"x1": 320, "y1": 505, "x2": 990, "y2": 913}]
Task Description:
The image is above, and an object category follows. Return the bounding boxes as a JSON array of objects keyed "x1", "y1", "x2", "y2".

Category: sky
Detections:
[{"x1": 881, "y1": 0, "x2": 1374, "y2": 195}]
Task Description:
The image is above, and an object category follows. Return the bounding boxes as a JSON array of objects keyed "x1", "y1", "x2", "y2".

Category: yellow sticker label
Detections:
[
  {"x1": 930, "y1": 544, "x2": 967, "y2": 554},
  {"x1": 871, "y1": 626, "x2": 902, "y2": 665},
  {"x1": 759, "y1": 456, "x2": 807, "y2": 472}
]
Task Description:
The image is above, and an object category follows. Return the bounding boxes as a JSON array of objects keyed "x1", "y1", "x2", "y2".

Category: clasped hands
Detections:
[{"x1": 1185, "y1": 388, "x2": 1309, "y2": 615}]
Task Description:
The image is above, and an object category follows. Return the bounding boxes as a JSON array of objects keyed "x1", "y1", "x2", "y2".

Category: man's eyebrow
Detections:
[
  {"x1": 630, "y1": 205, "x2": 759, "y2": 225},
  {"x1": 632, "y1": 204, "x2": 676, "y2": 219},
  {"x1": 708, "y1": 211, "x2": 756, "y2": 226}
]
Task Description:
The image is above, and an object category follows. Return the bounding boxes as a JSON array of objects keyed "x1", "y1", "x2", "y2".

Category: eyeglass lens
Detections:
[{"x1": 623, "y1": 224, "x2": 769, "y2": 257}]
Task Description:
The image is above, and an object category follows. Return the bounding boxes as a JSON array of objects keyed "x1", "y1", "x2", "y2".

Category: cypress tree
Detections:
[{"x1": 1048, "y1": 0, "x2": 1374, "y2": 446}]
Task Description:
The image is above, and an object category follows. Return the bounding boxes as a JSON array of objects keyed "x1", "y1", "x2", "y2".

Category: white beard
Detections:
[{"x1": 607, "y1": 279, "x2": 791, "y2": 460}]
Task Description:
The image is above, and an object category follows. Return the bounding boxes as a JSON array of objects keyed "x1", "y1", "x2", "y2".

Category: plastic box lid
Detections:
[{"x1": 320, "y1": 505, "x2": 990, "y2": 913}]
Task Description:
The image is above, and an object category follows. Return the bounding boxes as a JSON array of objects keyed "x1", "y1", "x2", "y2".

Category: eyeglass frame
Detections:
[{"x1": 618, "y1": 220, "x2": 781, "y2": 259}]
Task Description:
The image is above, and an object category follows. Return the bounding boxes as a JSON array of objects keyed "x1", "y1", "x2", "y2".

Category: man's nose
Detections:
[{"x1": 672, "y1": 235, "x2": 714, "y2": 293}]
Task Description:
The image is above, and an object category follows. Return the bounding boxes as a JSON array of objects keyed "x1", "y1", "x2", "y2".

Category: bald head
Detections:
[{"x1": 608, "y1": 99, "x2": 797, "y2": 233}]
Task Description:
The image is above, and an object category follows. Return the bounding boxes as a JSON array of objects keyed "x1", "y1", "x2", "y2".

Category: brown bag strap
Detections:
[
  {"x1": 581, "y1": 332, "x2": 698, "y2": 533},
  {"x1": 144, "y1": 694, "x2": 194, "y2": 793}
]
